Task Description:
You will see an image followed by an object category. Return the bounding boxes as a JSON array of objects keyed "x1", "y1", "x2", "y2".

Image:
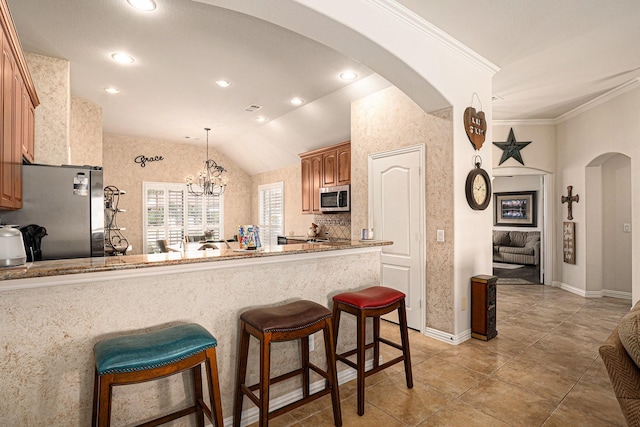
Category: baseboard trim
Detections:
[
  {"x1": 552, "y1": 281, "x2": 632, "y2": 300},
  {"x1": 424, "y1": 327, "x2": 470, "y2": 345},
  {"x1": 602, "y1": 289, "x2": 632, "y2": 300},
  {"x1": 552, "y1": 281, "x2": 586, "y2": 297},
  {"x1": 227, "y1": 359, "x2": 375, "y2": 427}
]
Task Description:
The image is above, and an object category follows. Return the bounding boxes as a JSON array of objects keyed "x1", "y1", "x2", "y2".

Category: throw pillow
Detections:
[
  {"x1": 509, "y1": 231, "x2": 527, "y2": 247},
  {"x1": 525, "y1": 233, "x2": 540, "y2": 247},
  {"x1": 618, "y1": 310, "x2": 640, "y2": 368},
  {"x1": 493, "y1": 231, "x2": 510, "y2": 246}
]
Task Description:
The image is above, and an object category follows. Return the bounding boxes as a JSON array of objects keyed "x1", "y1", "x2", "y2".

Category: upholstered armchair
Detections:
[{"x1": 600, "y1": 303, "x2": 640, "y2": 426}]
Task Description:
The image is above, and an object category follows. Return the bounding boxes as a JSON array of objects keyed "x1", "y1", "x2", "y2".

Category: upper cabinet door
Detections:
[
  {"x1": 1, "y1": 34, "x2": 15, "y2": 208},
  {"x1": 22, "y1": 84, "x2": 34, "y2": 163},
  {"x1": 336, "y1": 144, "x2": 351, "y2": 185},
  {"x1": 322, "y1": 150, "x2": 337, "y2": 188}
]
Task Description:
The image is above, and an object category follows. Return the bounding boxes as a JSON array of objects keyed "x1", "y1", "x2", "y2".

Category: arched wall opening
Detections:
[
  {"x1": 586, "y1": 153, "x2": 632, "y2": 299},
  {"x1": 196, "y1": 0, "x2": 498, "y2": 338}
]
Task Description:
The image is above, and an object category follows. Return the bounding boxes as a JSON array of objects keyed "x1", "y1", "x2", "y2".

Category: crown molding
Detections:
[
  {"x1": 367, "y1": 0, "x2": 500, "y2": 75},
  {"x1": 555, "y1": 78, "x2": 640, "y2": 123},
  {"x1": 492, "y1": 119, "x2": 556, "y2": 127}
]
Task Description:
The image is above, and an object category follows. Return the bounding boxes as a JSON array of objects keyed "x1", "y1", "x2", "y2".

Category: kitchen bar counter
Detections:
[
  {"x1": 0, "y1": 240, "x2": 389, "y2": 426},
  {"x1": 0, "y1": 239, "x2": 390, "y2": 287}
]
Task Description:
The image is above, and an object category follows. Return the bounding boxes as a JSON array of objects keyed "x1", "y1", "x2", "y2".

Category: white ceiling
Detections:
[{"x1": 7, "y1": 0, "x2": 640, "y2": 174}]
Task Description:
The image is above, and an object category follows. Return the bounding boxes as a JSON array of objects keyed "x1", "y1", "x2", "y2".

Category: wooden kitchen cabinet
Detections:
[
  {"x1": 471, "y1": 275, "x2": 498, "y2": 341},
  {"x1": 336, "y1": 143, "x2": 350, "y2": 185},
  {"x1": 301, "y1": 154, "x2": 323, "y2": 214},
  {"x1": 0, "y1": 0, "x2": 39, "y2": 210},
  {"x1": 300, "y1": 141, "x2": 350, "y2": 214}
]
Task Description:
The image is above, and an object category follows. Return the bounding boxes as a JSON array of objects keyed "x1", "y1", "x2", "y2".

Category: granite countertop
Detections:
[{"x1": 0, "y1": 239, "x2": 391, "y2": 281}]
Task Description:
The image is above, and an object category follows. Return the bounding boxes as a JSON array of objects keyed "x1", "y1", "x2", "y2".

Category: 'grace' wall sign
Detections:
[{"x1": 134, "y1": 154, "x2": 164, "y2": 168}]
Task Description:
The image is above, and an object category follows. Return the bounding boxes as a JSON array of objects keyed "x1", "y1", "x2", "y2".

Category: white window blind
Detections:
[
  {"x1": 143, "y1": 182, "x2": 223, "y2": 253},
  {"x1": 258, "y1": 181, "x2": 284, "y2": 247}
]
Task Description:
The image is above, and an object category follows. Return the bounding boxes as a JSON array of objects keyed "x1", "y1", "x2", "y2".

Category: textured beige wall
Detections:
[
  {"x1": 103, "y1": 134, "x2": 252, "y2": 254},
  {"x1": 352, "y1": 86, "x2": 454, "y2": 333},
  {"x1": 24, "y1": 52, "x2": 70, "y2": 165},
  {"x1": 0, "y1": 250, "x2": 379, "y2": 426},
  {"x1": 70, "y1": 96, "x2": 102, "y2": 166}
]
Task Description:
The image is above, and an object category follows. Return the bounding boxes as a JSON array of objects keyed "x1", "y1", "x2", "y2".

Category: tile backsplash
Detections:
[{"x1": 313, "y1": 212, "x2": 351, "y2": 240}]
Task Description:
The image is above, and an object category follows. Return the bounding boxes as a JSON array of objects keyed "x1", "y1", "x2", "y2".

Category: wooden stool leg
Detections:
[
  {"x1": 356, "y1": 311, "x2": 366, "y2": 416},
  {"x1": 373, "y1": 315, "x2": 380, "y2": 369},
  {"x1": 259, "y1": 334, "x2": 271, "y2": 427},
  {"x1": 234, "y1": 321, "x2": 251, "y2": 427},
  {"x1": 92, "y1": 367, "x2": 99, "y2": 427},
  {"x1": 332, "y1": 303, "x2": 342, "y2": 350},
  {"x1": 193, "y1": 364, "x2": 204, "y2": 427},
  {"x1": 97, "y1": 373, "x2": 114, "y2": 427},
  {"x1": 301, "y1": 335, "x2": 310, "y2": 399},
  {"x1": 398, "y1": 300, "x2": 413, "y2": 388},
  {"x1": 323, "y1": 318, "x2": 342, "y2": 427},
  {"x1": 205, "y1": 347, "x2": 224, "y2": 427}
]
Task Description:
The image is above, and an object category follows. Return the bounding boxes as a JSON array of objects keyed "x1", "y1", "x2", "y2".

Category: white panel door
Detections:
[{"x1": 370, "y1": 146, "x2": 424, "y2": 330}]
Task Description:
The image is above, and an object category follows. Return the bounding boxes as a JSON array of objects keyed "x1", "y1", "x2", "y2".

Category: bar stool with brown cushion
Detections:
[
  {"x1": 233, "y1": 300, "x2": 342, "y2": 427},
  {"x1": 92, "y1": 323, "x2": 224, "y2": 427},
  {"x1": 332, "y1": 286, "x2": 413, "y2": 416}
]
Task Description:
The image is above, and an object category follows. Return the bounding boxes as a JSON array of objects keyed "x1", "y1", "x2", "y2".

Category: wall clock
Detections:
[{"x1": 465, "y1": 158, "x2": 491, "y2": 210}]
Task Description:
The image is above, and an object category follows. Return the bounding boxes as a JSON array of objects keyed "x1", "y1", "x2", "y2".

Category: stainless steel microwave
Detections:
[{"x1": 319, "y1": 185, "x2": 350, "y2": 212}]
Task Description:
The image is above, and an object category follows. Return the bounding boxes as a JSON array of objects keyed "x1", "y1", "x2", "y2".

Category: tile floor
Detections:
[{"x1": 251, "y1": 284, "x2": 632, "y2": 427}]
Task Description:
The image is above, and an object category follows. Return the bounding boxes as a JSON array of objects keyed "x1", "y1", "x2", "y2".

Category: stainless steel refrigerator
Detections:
[{"x1": 1, "y1": 164, "x2": 104, "y2": 260}]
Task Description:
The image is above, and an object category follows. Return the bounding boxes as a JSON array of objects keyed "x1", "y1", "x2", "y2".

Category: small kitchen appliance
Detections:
[
  {"x1": 0, "y1": 226, "x2": 27, "y2": 267},
  {"x1": 319, "y1": 185, "x2": 350, "y2": 212}
]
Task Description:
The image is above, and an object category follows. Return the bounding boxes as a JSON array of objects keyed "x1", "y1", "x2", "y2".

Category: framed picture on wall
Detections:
[{"x1": 494, "y1": 191, "x2": 537, "y2": 227}]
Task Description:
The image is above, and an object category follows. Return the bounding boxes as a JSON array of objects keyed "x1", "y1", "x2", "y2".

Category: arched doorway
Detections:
[{"x1": 586, "y1": 153, "x2": 632, "y2": 299}]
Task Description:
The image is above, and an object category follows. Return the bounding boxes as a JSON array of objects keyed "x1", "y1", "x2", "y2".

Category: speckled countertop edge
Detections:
[{"x1": 0, "y1": 240, "x2": 392, "y2": 281}]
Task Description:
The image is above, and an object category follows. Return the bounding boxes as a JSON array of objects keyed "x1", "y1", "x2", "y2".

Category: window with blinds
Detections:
[
  {"x1": 143, "y1": 182, "x2": 224, "y2": 253},
  {"x1": 258, "y1": 181, "x2": 284, "y2": 247}
]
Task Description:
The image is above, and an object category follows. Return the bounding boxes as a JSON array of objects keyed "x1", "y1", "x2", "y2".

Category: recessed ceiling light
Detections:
[
  {"x1": 290, "y1": 97, "x2": 304, "y2": 106},
  {"x1": 111, "y1": 52, "x2": 135, "y2": 64},
  {"x1": 215, "y1": 80, "x2": 231, "y2": 88},
  {"x1": 104, "y1": 87, "x2": 120, "y2": 94},
  {"x1": 339, "y1": 70, "x2": 358, "y2": 81},
  {"x1": 127, "y1": 0, "x2": 156, "y2": 11},
  {"x1": 256, "y1": 116, "x2": 267, "y2": 123}
]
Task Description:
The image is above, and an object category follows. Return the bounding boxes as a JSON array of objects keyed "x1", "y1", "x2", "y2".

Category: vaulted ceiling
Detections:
[{"x1": 8, "y1": 0, "x2": 640, "y2": 174}]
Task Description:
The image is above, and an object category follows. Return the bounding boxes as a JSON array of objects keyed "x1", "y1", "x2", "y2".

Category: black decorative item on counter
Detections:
[
  {"x1": 104, "y1": 186, "x2": 129, "y2": 255},
  {"x1": 19, "y1": 224, "x2": 47, "y2": 262}
]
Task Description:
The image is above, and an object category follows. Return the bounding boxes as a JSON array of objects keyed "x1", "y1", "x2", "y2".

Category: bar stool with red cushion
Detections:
[
  {"x1": 332, "y1": 286, "x2": 413, "y2": 415},
  {"x1": 233, "y1": 300, "x2": 342, "y2": 427}
]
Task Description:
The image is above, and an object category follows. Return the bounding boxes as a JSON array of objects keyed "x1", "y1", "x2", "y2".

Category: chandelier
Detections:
[{"x1": 186, "y1": 127, "x2": 227, "y2": 196}]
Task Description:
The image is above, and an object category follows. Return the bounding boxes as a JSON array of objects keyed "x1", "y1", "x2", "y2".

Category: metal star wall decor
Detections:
[{"x1": 493, "y1": 128, "x2": 532, "y2": 165}]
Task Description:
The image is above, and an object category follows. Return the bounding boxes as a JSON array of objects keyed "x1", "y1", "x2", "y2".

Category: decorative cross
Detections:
[{"x1": 561, "y1": 185, "x2": 579, "y2": 220}]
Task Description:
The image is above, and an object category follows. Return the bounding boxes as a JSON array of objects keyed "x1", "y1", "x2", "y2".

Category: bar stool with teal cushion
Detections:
[{"x1": 92, "y1": 323, "x2": 224, "y2": 427}]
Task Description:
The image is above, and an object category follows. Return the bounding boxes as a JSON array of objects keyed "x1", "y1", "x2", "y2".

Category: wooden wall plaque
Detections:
[{"x1": 563, "y1": 222, "x2": 576, "y2": 264}]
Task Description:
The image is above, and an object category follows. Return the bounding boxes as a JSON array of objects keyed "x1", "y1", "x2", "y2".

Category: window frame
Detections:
[
  {"x1": 258, "y1": 181, "x2": 284, "y2": 247},
  {"x1": 142, "y1": 182, "x2": 224, "y2": 253}
]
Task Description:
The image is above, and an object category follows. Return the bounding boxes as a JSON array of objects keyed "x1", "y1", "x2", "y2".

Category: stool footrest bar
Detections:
[{"x1": 269, "y1": 387, "x2": 333, "y2": 419}]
